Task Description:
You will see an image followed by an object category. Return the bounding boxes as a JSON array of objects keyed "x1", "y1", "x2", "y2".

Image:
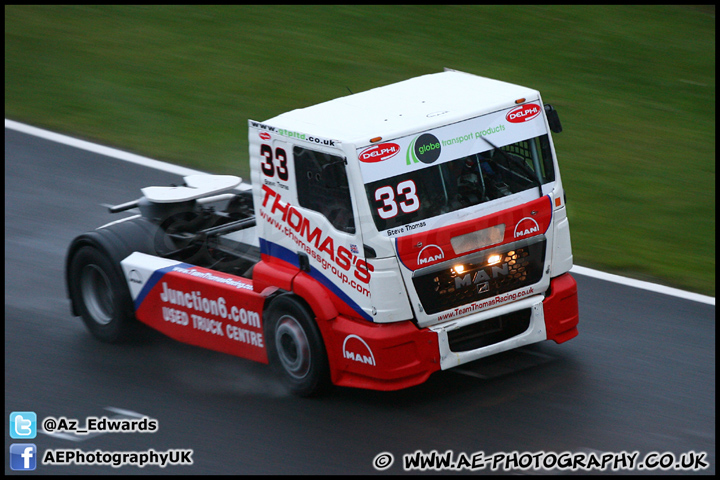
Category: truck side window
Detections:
[
  {"x1": 501, "y1": 135, "x2": 555, "y2": 184},
  {"x1": 294, "y1": 147, "x2": 355, "y2": 233}
]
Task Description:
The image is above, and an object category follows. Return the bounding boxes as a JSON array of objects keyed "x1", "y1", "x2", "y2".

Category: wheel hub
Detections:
[
  {"x1": 80, "y1": 264, "x2": 114, "y2": 325},
  {"x1": 275, "y1": 316, "x2": 311, "y2": 379}
]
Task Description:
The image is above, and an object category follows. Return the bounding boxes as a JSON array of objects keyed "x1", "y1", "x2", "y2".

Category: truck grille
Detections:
[
  {"x1": 447, "y1": 308, "x2": 531, "y2": 352},
  {"x1": 412, "y1": 237, "x2": 546, "y2": 315}
]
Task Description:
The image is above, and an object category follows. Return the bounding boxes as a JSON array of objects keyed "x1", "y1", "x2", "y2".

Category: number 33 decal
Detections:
[
  {"x1": 260, "y1": 144, "x2": 289, "y2": 181},
  {"x1": 374, "y1": 180, "x2": 420, "y2": 219}
]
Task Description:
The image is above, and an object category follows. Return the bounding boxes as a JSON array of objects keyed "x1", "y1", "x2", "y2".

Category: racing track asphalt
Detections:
[{"x1": 4, "y1": 126, "x2": 715, "y2": 474}]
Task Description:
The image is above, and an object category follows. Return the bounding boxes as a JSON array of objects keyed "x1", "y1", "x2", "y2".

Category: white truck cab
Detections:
[{"x1": 248, "y1": 69, "x2": 578, "y2": 387}]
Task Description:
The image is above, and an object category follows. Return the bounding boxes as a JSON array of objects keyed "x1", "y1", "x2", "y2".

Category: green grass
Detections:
[{"x1": 5, "y1": 5, "x2": 715, "y2": 296}]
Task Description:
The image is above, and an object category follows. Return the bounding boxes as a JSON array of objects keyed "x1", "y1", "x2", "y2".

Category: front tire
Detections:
[
  {"x1": 265, "y1": 295, "x2": 330, "y2": 397},
  {"x1": 68, "y1": 246, "x2": 137, "y2": 343}
]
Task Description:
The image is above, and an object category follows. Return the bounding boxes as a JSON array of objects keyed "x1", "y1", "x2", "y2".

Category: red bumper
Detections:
[
  {"x1": 543, "y1": 272, "x2": 580, "y2": 343},
  {"x1": 320, "y1": 273, "x2": 579, "y2": 391},
  {"x1": 318, "y1": 315, "x2": 441, "y2": 391}
]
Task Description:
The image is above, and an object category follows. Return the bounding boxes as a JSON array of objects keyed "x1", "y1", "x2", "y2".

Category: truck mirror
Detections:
[{"x1": 544, "y1": 104, "x2": 563, "y2": 133}]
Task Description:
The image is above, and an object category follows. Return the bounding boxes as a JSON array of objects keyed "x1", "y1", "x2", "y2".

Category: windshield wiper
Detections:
[{"x1": 479, "y1": 136, "x2": 543, "y2": 198}]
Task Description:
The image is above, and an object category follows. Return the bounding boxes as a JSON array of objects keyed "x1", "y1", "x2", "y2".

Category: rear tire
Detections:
[
  {"x1": 265, "y1": 295, "x2": 330, "y2": 397},
  {"x1": 68, "y1": 246, "x2": 137, "y2": 343}
]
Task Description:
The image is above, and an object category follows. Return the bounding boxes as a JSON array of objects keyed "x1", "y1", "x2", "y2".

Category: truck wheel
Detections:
[
  {"x1": 265, "y1": 295, "x2": 330, "y2": 397},
  {"x1": 68, "y1": 246, "x2": 136, "y2": 343}
]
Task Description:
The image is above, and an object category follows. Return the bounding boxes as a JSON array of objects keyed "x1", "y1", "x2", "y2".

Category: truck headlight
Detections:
[{"x1": 487, "y1": 254, "x2": 502, "y2": 265}]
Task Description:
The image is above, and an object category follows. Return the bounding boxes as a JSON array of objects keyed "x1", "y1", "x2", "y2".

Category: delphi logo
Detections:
[
  {"x1": 417, "y1": 244, "x2": 445, "y2": 266},
  {"x1": 359, "y1": 143, "x2": 400, "y2": 163},
  {"x1": 514, "y1": 217, "x2": 540, "y2": 238},
  {"x1": 406, "y1": 133, "x2": 441, "y2": 165},
  {"x1": 506, "y1": 103, "x2": 541, "y2": 123},
  {"x1": 343, "y1": 334, "x2": 376, "y2": 366}
]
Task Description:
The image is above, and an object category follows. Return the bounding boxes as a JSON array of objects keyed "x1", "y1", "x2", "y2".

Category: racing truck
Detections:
[{"x1": 66, "y1": 68, "x2": 579, "y2": 396}]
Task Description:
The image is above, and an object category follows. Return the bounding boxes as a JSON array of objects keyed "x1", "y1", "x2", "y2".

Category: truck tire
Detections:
[
  {"x1": 67, "y1": 246, "x2": 137, "y2": 343},
  {"x1": 265, "y1": 295, "x2": 330, "y2": 396}
]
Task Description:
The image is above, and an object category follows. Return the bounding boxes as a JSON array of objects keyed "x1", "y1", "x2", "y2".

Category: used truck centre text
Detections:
[{"x1": 66, "y1": 69, "x2": 579, "y2": 396}]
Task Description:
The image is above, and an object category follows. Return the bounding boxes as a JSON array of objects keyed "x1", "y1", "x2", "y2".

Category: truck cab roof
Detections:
[{"x1": 263, "y1": 69, "x2": 540, "y2": 148}]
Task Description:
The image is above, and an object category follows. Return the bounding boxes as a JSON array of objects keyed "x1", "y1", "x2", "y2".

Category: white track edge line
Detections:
[
  {"x1": 6, "y1": 118, "x2": 714, "y2": 306},
  {"x1": 5, "y1": 118, "x2": 205, "y2": 177},
  {"x1": 570, "y1": 266, "x2": 713, "y2": 306}
]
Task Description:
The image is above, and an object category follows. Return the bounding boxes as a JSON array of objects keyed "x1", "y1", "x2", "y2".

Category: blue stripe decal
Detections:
[
  {"x1": 395, "y1": 236, "x2": 410, "y2": 271},
  {"x1": 133, "y1": 262, "x2": 194, "y2": 311},
  {"x1": 544, "y1": 194, "x2": 552, "y2": 234},
  {"x1": 259, "y1": 238, "x2": 301, "y2": 266},
  {"x1": 259, "y1": 238, "x2": 373, "y2": 322}
]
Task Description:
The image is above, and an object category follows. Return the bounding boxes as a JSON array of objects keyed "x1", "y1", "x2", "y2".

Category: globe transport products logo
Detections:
[
  {"x1": 406, "y1": 133, "x2": 441, "y2": 165},
  {"x1": 404, "y1": 125, "x2": 506, "y2": 166}
]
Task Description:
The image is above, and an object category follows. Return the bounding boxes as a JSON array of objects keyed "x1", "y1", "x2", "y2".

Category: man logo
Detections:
[
  {"x1": 342, "y1": 334, "x2": 376, "y2": 366},
  {"x1": 417, "y1": 244, "x2": 445, "y2": 266},
  {"x1": 406, "y1": 133, "x2": 441, "y2": 165},
  {"x1": 514, "y1": 217, "x2": 540, "y2": 238}
]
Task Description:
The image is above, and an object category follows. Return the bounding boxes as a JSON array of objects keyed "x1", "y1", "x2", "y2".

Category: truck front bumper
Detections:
[{"x1": 323, "y1": 273, "x2": 579, "y2": 391}]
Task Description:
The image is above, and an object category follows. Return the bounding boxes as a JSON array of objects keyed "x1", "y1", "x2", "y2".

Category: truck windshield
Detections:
[{"x1": 365, "y1": 134, "x2": 555, "y2": 232}]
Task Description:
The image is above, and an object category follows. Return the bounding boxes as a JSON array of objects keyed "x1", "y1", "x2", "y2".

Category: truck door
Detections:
[{"x1": 249, "y1": 125, "x2": 373, "y2": 322}]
